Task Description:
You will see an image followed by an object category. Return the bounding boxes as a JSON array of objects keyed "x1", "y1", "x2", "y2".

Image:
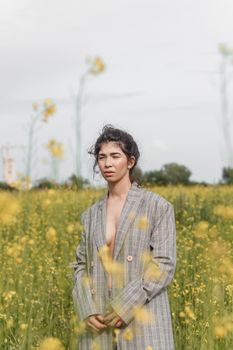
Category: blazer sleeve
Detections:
[
  {"x1": 109, "y1": 201, "x2": 176, "y2": 325},
  {"x1": 72, "y1": 210, "x2": 99, "y2": 321}
]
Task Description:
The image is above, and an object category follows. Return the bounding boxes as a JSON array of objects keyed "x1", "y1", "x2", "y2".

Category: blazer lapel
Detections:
[{"x1": 95, "y1": 181, "x2": 145, "y2": 261}]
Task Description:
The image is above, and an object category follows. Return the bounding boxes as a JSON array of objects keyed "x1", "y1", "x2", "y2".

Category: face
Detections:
[{"x1": 97, "y1": 142, "x2": 135, "y2": 183}]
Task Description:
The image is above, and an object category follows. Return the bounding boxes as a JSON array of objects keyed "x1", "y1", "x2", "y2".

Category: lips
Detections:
[{"x1": 104, "y1": 172, "x2": 114, "y2": 174}]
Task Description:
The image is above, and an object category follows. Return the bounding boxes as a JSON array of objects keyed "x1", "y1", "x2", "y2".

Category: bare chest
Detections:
[{"x1": 105, "y1": 198, "x2": 125, "y2": 254}]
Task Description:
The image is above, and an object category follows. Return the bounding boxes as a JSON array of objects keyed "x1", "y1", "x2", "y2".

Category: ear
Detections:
[{"x1": 127, "y1": 156, "x2": 136, "y2": 169}]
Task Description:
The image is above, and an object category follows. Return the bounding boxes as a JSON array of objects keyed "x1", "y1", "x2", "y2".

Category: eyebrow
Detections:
[{"x1": 98, "y1": 152, "x2": 121, "y2": 156}]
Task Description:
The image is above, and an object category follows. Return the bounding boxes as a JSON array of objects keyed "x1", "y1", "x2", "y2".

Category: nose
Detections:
[{"x1": 105, "y1": 157, "x2": 112, "y2": 167}]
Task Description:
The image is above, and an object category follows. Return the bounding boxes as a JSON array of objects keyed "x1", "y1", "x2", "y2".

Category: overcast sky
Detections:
[{"x1": 1, "y1": 0, "x2": 233, "y2": 185}]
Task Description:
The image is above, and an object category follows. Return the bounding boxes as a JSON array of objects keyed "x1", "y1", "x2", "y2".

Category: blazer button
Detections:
[
  {"x1": 91, "y1": 288, "x2": 96, "y2": 294},
  {"x1": 127, "y1": 255, "x2": 133, "y2": 262}
]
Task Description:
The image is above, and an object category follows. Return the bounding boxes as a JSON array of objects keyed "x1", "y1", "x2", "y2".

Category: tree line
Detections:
[{"x1": 0, "y1": 162, "x2": 233, "y2": 191}]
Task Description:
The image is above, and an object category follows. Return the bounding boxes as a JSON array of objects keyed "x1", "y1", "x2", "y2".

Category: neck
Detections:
[{"x1": 107, "y1": 178, "x2": 132, "y2": 200}]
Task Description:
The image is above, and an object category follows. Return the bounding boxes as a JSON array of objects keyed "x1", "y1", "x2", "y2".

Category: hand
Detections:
[
  {"x1": 84, "y1": 314, "x2": 108, "y2": 333},
  {"x1": 103, "y1": 307, "x2": 125, "y2": 328}
]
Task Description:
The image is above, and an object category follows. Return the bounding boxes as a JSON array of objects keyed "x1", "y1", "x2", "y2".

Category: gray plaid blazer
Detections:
[{"x1": 72, "y1": 181, "x2": 176, "y2": 350}]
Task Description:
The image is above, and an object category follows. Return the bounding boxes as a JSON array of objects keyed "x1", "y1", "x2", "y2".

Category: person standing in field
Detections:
[{"x1": 72, "y1": 124, "x2": 177, "y2": 350}]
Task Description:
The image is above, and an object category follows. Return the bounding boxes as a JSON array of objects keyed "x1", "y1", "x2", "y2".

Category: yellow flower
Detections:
[
  {"x1": 122, "y1": 327, "x2": 134, "y2": 341},
  {"x1": 46, "y1": 227, "x2": 58, "y2": 243},
  {"x1": 2, "y1": 291, "x2": 16, "y2": 302},
  {"x1": 113, "y1": 328, "x2": 120, "y2": 342},
  {"x1": 52, "y1": 144, "x2": 64, "y2": 158},
  {"x1": 97, "y1": 245, "x2": 124, "y2": 283},
  {"x1": 39, "y1": 337, "x2": 64, "y2": 350},
  {"x1": 20, "y1": 323, "x2": 28, "y2": 331},
  {"x1": 67, "y1": 223, "x2": 75, "y2": 233},
  {"x1": 90, "y1": 56, "x2": 105, "y2": 74},
  {"x1": 140, "y1": 250, "x2": 152, "y2": 264},
  {"x1": 137, "y1": 215, "x2": 149, "y2": 230},
  {"x1": 80, "y1": 275, "x2": 92, "y2": 288},
  {"x1": 46, "y1": 139, "x2": 64, "y2": 158},
  {"x1": 213, "y1": 314, "x2": 233, "y2": 338},
  {"x1": 133, "y1": 305, "x2": 155, "y2": 324},
  {"x1": 145, "y1": 263, "x2": 164, "y2": 282},
  {"x1": 193, "y1": 221, "x2": 209, "y2": 239},
  {"x1": 74, "y1": 320, "x2": 86, "y2": 336},
  {"x1": 43, "y1": 98, "x2": 56, "y2": 122},
  {"x1": 214, "y1": 325, "x2": 227, "y2": 338},
  {"x1": 91, "y1": 341, "x2": 101, "y2": 350},
  {"x1": 184, "y1": 306, "x2": 196, "y2": 320}
]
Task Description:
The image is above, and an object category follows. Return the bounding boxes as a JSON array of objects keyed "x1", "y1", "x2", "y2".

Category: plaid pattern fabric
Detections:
[{"x1": 72, "y1": 181, "x2": 176, "y2": 349}]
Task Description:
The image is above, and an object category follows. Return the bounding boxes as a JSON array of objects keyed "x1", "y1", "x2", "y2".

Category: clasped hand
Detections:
[{"x1": 85, "y1": 306, "x2": 125, "y2": 332}]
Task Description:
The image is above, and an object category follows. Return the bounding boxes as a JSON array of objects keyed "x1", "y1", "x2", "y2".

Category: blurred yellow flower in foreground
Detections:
[
  {"x1": 184, "y1": 306, "x2": 196, "y2": 320},
  {"x1": 137, "y1": 215, "x2": 149, "y2": 230},
  {"x1": 122, "y1": 327, "x2": 134, "y2": 341},
  {"x1": 140, "y1": 251, "x2": 165, "y2": 282},
  {"x1": 46, "y1": 227, "x2": 58, "y2": 243},
  {"x1": 193, "y1": 221, "x2": 209, "y2": 239},
  {"x1": 133, "y1": 305, "x2": 156, "y2": 324},
  {"x1": 214, "y1": 325, "x2": 227, "y2": 338},
  {"x1": 98, "y1": 245, "x2": 124, "y2": 275},
  {"x1": 80, "y1": 275, "x2": 92, "y2": 288},
  {"x1": 74, "y1": 320, "x2": 86, "y2": 336},
  {"x1": 46, "y1": 139, "x2": 64, "y2": 158},
  {"x1": 0, "y1": 192, "x2": 21, "y2": 225},
  {"x1": 213, "y1": 313, "x2": 233, "y2": 338},
  {"x1": 113, "y1": 328, "x2": 120, "y2": 342},
  {"x1": 179, "y1": 304, "x2": 196, "y2": 321},
  {"x1": 39, "y1": 337, "x2": 64, "y2": 350},
  {"x1": 144, "y1": 262, "x2": 165, "y2": 282},
  {"x1": 91, "y1": 341, "x2": 101, "y2": 350},
  {"x1": 140, "y1": 250, "x2": 152, "y2": 264}
]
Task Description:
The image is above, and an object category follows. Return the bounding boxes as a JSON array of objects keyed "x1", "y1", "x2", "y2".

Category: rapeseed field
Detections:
[{"x1": 0, "y1": 185, "x2": 232, "y2": 349}]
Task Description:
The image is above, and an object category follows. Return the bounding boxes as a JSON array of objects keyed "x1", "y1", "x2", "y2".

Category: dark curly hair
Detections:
[{"x1": 88, "y1": 124, "x2": 141, "y2": 185}]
